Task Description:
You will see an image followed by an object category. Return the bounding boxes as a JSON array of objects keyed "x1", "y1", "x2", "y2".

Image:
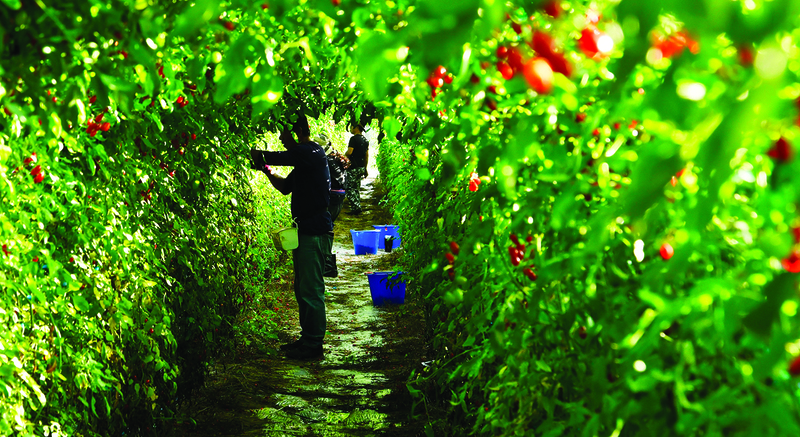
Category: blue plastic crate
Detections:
[
  {"x1": 366, "y1": 271, "x2": 407, "y2": 306},
  {"x1": 350, "y1": 229, "x2": 380, "y2": 255}
]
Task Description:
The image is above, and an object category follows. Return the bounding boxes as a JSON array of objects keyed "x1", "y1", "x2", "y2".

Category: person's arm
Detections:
[
  {"x1": 250, "y1": 148, "x2": 301, "y2": 168},
  {"x1": 364, "y1": 148, "x2": 369, "y2": 178},
  {"x1": 263, "y1": 166, "x2": 291, "y2": 194},
  {"x1": 345, "y1": 136, "x2": 356, "y2": 158}
]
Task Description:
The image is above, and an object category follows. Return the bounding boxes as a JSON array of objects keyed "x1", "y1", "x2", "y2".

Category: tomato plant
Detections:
[
  {"x1": 0, "y1": 1, "x2": 367, "y2": 435},
  {"x1": 376, "y1": 0, "x2": 800, "y2": 436}
]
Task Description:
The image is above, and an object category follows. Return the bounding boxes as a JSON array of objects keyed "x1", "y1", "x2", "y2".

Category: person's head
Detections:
[
  {"x1": 292, "y1": 114, "x2": 311, "y2": 141},
  {"x1": 349, "y1": 123, "x2": 364, "y2": 135},
  {"x1": 278, "y1": 129, "x2": 297, "y2": 150},
  {"x1": 312, "y1": 133, "x2": 331, "y2": 152}
]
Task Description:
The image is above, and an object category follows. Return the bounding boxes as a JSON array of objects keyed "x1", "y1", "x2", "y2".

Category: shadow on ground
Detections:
[{"x1": 176, "y1": 179, "x2": 427, "y2": 437}]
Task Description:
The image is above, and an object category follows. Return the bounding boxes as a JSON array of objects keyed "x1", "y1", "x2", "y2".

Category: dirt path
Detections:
[{"x1": 176, "y1": 179, "x2": 427, "y2": 437}]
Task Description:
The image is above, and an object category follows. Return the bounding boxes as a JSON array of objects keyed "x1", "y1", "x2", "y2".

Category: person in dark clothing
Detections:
[
  {"x1": 313, "y1": 133, "x2": 349, "y2": 278},
  {"x1": 314, "y1": 133, "x2": 349, "y2": 221},
  {"x1": 249, "y1": 115, "x2": 333, "y2": 360},
  {"x1": 344, "y1": 123, "x2": 369, "y2": 215}
]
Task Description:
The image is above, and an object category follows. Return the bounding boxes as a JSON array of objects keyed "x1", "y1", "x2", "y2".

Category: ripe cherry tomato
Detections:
[{"x1": 523, "y1": 58, "x2": 553, "y2": 94}]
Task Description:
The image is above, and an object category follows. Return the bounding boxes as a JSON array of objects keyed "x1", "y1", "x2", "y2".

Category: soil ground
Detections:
[{"x1": 175, "y1": 178, "x2": 428, "y2": 437}]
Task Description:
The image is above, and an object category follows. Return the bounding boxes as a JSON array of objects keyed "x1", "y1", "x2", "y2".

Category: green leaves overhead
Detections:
[
  {"x1": 214, "y1": 34, "x2": 269, "y2": 104},
  {"x1": 408, "y1": 0, "x2": 481, "y2": 69},
  {"x1": 353, "y1": 30, "x2": 408, "y2": 100},
  {"x1": 173, "y1": 0, "x2": 221, "y2": 37}
]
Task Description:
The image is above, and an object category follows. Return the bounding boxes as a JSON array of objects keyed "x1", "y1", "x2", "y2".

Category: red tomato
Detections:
[
  {"x1": 738, "y1": 46, "x2": 754, "y2": 66},
  {"x1": 659, "y1": 243, "x2": 674, "y2": 260},
  {"x1": 497, "y1": 61, "x2": 514, "y2": 80},
  {"x1": 531, "y1": 31, "x2": 556, "y2": 58},
  {"x1": 546, "y1": 52, "x2": 573, "y2": 77},
  {"x1": 783, "y1": 250, "x2": 800, "y2": 273},
  {"x1": 767, "y1": 137, "x2": 793, "y2": 162},
  {"x1": 522, "y1": 58, "x2": 553, "y2": 94},
  {"x1": 790, "y1": 355, "x2": 800, "y2": 376},
  {"x1": 579, "y1": 27, "x2": 601, "y2": 58},
  {"x1": 449, "y1": 241, "x2": 460, "y2": 255},
  {"x1": 496, "y1": 46, "x2": 508, "y2": 59},
  {"x1": 506, "y1": 47, "x2": 524, "y2": 72},
  {"x1": 427, "y1": 75, "x2": 444, "y2": 88},
  {"x1": 542, "y1": 1, "x2": 561, "y2": 18}
]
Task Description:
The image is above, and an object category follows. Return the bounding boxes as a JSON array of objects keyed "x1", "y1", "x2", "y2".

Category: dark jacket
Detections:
[{"x1": 250, "y1": 141, "x2": 333, "y2": 235}]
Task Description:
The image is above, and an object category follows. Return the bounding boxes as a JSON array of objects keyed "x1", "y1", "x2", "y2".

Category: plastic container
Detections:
[
  {"x1": 372, "y1": 225, "x2": 401, "y2": 250},
  {"x1": 272, "y1": 227, "x2": 299, "y2": 250},
  {"x1": 366, "y1": 271, "x2": 407, "y2": 306},
  {"x1": 350, "y1": 229, "x2": 381, "y2": 255}
]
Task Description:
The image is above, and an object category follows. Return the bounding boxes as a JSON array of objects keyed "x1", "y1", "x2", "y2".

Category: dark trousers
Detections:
[{"x1": 293, "y1": 233, "x2": 333, "y2": 347}]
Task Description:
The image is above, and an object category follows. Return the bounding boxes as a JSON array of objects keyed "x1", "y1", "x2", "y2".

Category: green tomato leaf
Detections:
[
  {"x1": 72, "y1": 295, "x2": 90, "y2": 312},
  {"x1": 1, "y1": 0, "x2": 21, "y2": 9}
]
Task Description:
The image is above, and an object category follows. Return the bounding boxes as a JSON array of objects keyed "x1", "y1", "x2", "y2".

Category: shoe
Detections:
[
  {"x1": 285, "y1": 345, "x2": 324, "y2": 360},
  {"x1": 323, "y1": 254, "x2": 338, "y2": 278},
  {"x1": 279, "y1": 338, "x2": 304, "y2": 351}
]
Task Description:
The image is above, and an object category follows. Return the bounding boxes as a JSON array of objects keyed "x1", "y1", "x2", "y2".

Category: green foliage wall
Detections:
[
  {"x1": 0, "y1": 1, "x2": 302, "y2": 436},
  {"x1": 374, "y1": 1, "x2": 800, "y2": 436}
]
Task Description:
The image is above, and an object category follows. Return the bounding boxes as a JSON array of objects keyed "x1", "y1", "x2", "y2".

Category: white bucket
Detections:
[{"x1": 273, "y1": 227, "x2": 299, "y2": 250}]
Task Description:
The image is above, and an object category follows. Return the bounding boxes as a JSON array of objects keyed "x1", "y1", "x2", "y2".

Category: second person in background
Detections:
[
  {"x1": 313, "y1": 133, "x2": 349, "y2": 277},
  {"x1": 344, "y1": 123, "x2": 369, "y2": 216}
]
